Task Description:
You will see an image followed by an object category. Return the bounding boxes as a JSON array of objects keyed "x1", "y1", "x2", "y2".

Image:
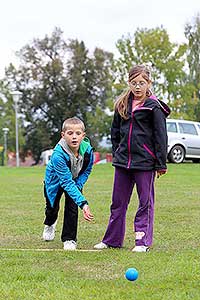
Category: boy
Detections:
[{"x1": 42, "y1": 117, "x2": 94, "y2": 250}]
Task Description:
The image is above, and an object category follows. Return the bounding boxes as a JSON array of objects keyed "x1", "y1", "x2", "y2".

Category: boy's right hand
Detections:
[{"x1": 82, "y1": 204, "x2": 94, "y2": 222}]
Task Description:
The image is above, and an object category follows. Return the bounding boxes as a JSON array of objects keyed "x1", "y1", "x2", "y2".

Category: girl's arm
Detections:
[
  {"x1": 111, "y1": 111, "x2": 121, "y2": 155},
  {"x1": 153, "y1": 107, "x2": 168, "y2": 170}
]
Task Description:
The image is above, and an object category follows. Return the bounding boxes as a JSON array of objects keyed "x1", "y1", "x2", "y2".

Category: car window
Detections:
[
  {"x1": 167, "y1": 122, "x2": 177, "y2": 133},
  {"x1": 178, "y1": 123, "x2": 198, "y2": 135},
  {"x1": 198, "y1": 124, "x2": 200, "y2": 131}
]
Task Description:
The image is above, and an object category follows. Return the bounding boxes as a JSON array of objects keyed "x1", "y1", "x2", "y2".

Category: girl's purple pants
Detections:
[{"x1": 102, "y1": 167, "x2": 155, "y2": 247}]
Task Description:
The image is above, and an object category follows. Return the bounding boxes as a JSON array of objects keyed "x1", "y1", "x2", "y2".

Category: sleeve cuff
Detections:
[{"x1": 79, "y1": 201, "x2": 88, "y2": 209}]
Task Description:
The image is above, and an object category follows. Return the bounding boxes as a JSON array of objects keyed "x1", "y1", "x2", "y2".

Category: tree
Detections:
[
  {"x1": 116, "y1": 27, "x2": 187, "y2": 103},
  {"x1": 4, "y1": 28, "x2": 114, "y2": 162},
  {"x1": 115, "y1": 26, "x2": 199, "y2": 119},
  {"x1": 65, "y1": 42, "x2": 114, "y2": 148},
  {"x1": 0, "y1": 81, "x2": 25, "y2": 156},
  {"x1": 185, "y1": 14, "x2": 200, "y2": 120}
]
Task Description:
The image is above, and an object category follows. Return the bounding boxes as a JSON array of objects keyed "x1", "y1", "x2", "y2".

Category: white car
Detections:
[{"x1": 166, "y1": 118, "x2": 200, "y2": 163}]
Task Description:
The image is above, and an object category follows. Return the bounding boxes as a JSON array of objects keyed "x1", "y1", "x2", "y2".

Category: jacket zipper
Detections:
[{"x1": 127, "y1": 113, "x2": 134, "y2": 168}]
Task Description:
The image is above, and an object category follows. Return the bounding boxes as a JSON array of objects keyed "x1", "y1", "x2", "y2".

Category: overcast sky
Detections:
[{"x1": 0, "y1": 0, "x2": 199, "y2": 77}]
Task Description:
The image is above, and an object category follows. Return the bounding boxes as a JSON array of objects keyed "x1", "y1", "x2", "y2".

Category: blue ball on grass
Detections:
[{"x1": 125, "y1": 268, "x2": 138, "y2": 281}]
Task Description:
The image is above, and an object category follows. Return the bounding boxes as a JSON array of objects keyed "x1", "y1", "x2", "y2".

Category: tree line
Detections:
[{"x1": 0, "y1": 15, "x2": 200, "y2": 163}]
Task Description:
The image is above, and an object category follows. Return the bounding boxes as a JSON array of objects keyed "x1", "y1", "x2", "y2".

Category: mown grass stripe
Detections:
[{"x1": 0, "y1": 248, "x2": 100, "y2": 252}]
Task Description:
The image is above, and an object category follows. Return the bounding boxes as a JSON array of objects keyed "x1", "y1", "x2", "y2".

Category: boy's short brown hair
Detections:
[{"x1": 62, "y1": 117, "x2": 85, "y2": 132}]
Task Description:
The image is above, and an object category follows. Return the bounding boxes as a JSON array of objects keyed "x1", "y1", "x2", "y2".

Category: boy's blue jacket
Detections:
[{"x1": 44, "y1": 139, "x2": 94, "y2": 208}]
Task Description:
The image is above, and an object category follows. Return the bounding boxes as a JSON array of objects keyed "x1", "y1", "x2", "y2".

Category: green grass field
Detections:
[{"x1": 0, "y1": 163, "x2": 199, "y2": 300}]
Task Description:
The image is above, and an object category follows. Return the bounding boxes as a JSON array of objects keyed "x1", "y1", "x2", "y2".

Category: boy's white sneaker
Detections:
[
  {"x1": 94, "y1": 242, "x2": 108, "y2": 250},
  {"x1": 42, "y1": 221, "x2": 57, "y2": 241},
  {"x1": 63, "y1": 240, "x2": 77, "y2": 251},
  {"x1": 132, "y1": 245, "x2": 150, "y2": 252}
]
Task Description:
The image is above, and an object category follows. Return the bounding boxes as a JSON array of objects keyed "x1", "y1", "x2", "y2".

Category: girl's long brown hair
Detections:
[{"x1": 114, "y1": 65, "x2": 152, "y2": 119}]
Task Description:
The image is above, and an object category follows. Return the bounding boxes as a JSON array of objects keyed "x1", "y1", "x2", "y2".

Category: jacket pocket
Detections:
[{"x1": 143, "y1": 144, "x2": 156, "y2": 159}]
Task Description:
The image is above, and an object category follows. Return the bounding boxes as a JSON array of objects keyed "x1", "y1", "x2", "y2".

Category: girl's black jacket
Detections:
[{"x1": 111, "y1": 95, "x2": 171, "y2": 171}]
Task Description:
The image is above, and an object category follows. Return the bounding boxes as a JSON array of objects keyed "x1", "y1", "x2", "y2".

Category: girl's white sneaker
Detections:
[
  {"x1": 94, "y1": 242, "x2": 108, "y2": 249},
  {"x1": 132, "y1": 245, "x2": 150, "y2": 252}
]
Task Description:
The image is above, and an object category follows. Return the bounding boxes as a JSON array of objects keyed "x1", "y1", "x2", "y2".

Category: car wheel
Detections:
[{"x1": 168, "y1": 145, "x2": 185, "y2": 163}]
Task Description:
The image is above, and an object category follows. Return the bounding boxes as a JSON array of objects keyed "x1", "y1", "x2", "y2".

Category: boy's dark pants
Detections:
[{"x1": 44, "y1": 185, "x2": 78, "y2": 242}]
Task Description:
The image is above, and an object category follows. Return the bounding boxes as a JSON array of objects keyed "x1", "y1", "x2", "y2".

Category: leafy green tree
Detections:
[
  {"x1": 116, "y1": 27, "x2": 187, "y2": 103},
  {"x1": 115, "y1": 26, "x2": 200, "y2": 119},
  {"x1": 66, "y1": 43, "x2": 114, "y2": 148},
  {"x1": 86, "y1": 100, "x2": 113, "y2": 148},
  {"x1": 185, "y1": 14, "x2": 200, "y2": 120},
  {"x1": 4, "y1": 28, "x2": 114, "y2": 162},
  {"x1": 0, "y1": 81, "x2": 25, "y2": 156}
]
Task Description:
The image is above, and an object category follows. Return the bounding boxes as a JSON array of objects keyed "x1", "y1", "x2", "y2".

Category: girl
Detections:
[{"x1": 94, "y1": 65, "x2": 170, "y2": 252}]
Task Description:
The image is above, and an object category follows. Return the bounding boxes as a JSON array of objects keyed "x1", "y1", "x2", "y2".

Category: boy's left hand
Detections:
[{"x1": 83, "y1": 204, "x2": 94, "y2": 222}]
